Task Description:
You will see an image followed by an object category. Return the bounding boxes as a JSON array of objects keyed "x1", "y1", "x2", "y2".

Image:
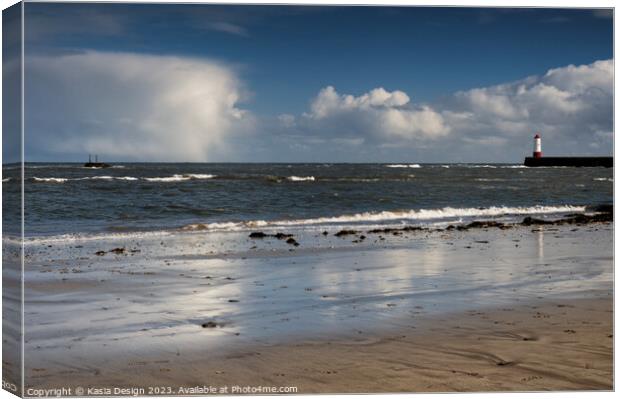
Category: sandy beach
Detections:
[
  {"x1": 50, "y1": 296, "x2": 610, "y2": 394},
  {"x1": 25, "y1": 295, "x2": 614, "y2": 394},
  {"x1": 11, "y1": 217, "x2": 612, "y2": 394}
]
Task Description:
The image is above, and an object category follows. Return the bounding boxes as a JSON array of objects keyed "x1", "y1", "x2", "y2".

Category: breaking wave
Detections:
[
  {"x1": 88, "y1": 176, "x2": 138, "y2": 181},
  {"x1": 30, "y1": 174, "x2": 216, "y2": 183},
  {"x1": 32, "y1": 177, "x2": 69, "y2": 183},
  {"x1": 143, "y1": 174, "x2": 216, "y2": 182},
  {"x1": 385, "y1": 164, "x2": 421, "y2": 168},
  {"x1": 287, "y1": 176, "x2": 315, "y2": 182},
  {"x1": 144, "y1": 175, "x2": 188, "y2": 182},
  {"x1": 15, "y1": 204, "x2": 594, "y2": 245},
  {"x1": 180, "y1": 205, "x2": 586, "y2": 232}
]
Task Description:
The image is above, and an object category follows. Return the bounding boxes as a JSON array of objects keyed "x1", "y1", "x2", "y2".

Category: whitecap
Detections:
[
  {"x1": 385, "y1": 164, "x2": 421, "y2": 168},
  {"x1": 178, "y1": 205, "x2": 586, "y2": 232},
  {"x1": 32, "y1": 177, "x2": 68, "y2": 183},
  {"x1": 186, "y1": 174, "x2": 216, "y2": 180},
  {"x1": 287, "y1": 176, "x2": 315, "y2": 182},
  {"x1": 468, "y1": 165, "x2": 497, "y2": 168},
  {"x1": 144, "y1": 174, "x2": 215, "y2": 182},
  {"x1": 144, "y1": 175, "x2": 190, "y2": 182}
]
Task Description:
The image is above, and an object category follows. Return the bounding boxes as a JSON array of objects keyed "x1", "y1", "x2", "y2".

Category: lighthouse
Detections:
[
  {"x1": 533, "y1": 133, "x2": 542, "y2": 158},
  {"x1": 524, "y1": 133, "x2": 612, "y2": 167}
]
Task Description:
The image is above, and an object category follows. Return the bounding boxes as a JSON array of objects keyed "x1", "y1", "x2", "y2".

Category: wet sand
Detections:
[
  {"x1": 31, "y1": 296, "x2": 611, "y2": 393},
  {"x1": 13, "y1": 221, "x2": 613, "y2": 393}
]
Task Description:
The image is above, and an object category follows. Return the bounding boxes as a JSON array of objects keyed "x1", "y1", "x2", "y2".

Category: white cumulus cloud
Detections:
[
  {"x1": 281, "y1": 59, "x2": 612, "y2": 162},
  {"x1": 26, "y1": 51, "x2": 254, "y2": 161},
  {"x1": 302, "y1": 85, "x2": 450, "y2": 140},
  {"x1": 446, "y1": 59, "x2": 613, "y2": 153}
]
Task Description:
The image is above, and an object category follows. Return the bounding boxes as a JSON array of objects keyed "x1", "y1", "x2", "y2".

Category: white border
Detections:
[{"x1": 0, "y1": 1, "x2": 616, "y2": 399}]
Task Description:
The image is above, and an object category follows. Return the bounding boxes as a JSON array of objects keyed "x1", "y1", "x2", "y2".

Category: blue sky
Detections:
[{"x1": 5, "y1": 3, "x2": 614, "y2": 162}]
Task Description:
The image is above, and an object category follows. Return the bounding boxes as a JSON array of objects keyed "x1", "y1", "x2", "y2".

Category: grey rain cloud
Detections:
[{"x1": 25, "y1": 51, "x2": 254, "y2": 162}]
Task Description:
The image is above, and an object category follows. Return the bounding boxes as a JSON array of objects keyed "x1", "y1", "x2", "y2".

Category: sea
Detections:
[{"x1": 1, "y1": 163, "x2": 613, "y2": 239}]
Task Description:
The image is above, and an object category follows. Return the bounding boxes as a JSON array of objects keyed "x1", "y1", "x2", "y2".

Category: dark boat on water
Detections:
[{"x1": 84, "y1": 154, "x2": 111, "y2": 168}]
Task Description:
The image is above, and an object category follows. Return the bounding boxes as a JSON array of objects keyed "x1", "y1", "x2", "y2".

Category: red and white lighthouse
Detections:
[{"x1": 533, "y1": 133, "x2": 542, "y2": 158}]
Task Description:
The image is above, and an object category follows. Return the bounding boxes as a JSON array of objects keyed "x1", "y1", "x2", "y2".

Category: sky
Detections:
[{"x1": 3, "y1": 3, "x2": 614, "y2": 162}]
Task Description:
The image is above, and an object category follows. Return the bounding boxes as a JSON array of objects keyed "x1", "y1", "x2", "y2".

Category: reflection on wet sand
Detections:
[
  {"x1": 22, "y1": 223, "x2": 611, "y2": 382},
  {"x1": 536, "y1": 226, "x2": 545, "y2": 260}
]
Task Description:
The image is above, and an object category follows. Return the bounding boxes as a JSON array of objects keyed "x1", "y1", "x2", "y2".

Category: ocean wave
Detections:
[
  {"x1": 31, "y1": 176, "x2": 138, "y2": 183},
  {"x1": 287, "y1": 176, "x2": 315, "y2": 182},
  {"x1": 385, "y1": 164, "x2": 421, "y2": 168},
  {"x1": 144, "y1": 175, "x2": 190, "y2": 182},
  {"x1": 2, "y1": 178, "x2": 11, "y2": 182},
  {"x1": 17, "y1": 204, "x2": 590, "y2": 245},
  {"x1": 144, "y1": 174, "x2": 215, "y2": 182},
  {"x1": 467, "y1": 164, "x2": 526, "y2": 168},
  {"x1": 30, "y1": 174, "x2": 215, "y2": 183},
  {"x1": 186, "y1": 174, "x2": 216, "y2": 179},
  {"x1": 593, "y1": 178, "x2": 613, "y2": 182},
  {"x1": 88, "y1": 176, "x2": 140, "y2": 181},
  {"x1": 32, "y1": 177, "x2": 68, "y2": 183},
  {"x1": 334, "y1": 178, "x2": 381, "y2": 182},
  {"x1": 180, "y1": 205, "x2": 586, "y2": 232},
  {"x1": 16, "y1": 230, "x2": 174, "y2": 246}
]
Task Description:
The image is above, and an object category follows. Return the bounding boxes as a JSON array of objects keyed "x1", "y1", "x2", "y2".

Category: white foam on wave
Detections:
[
  {"x1": 2, "y1": 178, "x2": 10, "y2": 182},
  {"x1": 145, "y1": 174, "x2": 215, "y2": 182},
  {"x1": 593, "y1": 178, "x2": 613, "y2": 182},
  {"x1": 186, "y1": 174, "x2": 216, "y2": 179},
  {"x1": 386, "y1": 164, "x2": 421, "y2": 168},
  {"x1": 19, "y1": 204, "x2": 588, "y2": 245},
  {"x1": 31, "y1": 174, "x2": 217, "y2": 183},
  {"x1": 144, "y1": 175, "x2": 189, "y2": 182},
  {"x1": 32, "y1": 176, "x2": 140, "y2": 182},
  {"x1": 33, "y1": 177, "x2": 68, "y2": 183},
  {"x1": 83, "y1": 176, "x2": 138, "y2": 181},
  {"x1": 17, "y1": 230, "x2": 174, "y2": 246},
  {"x1": 180, "y1": 205, "x2": 586, "y2": 232},
  {"x1": 287, "y1": 176, "x2": 315, "y2": 182}
]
